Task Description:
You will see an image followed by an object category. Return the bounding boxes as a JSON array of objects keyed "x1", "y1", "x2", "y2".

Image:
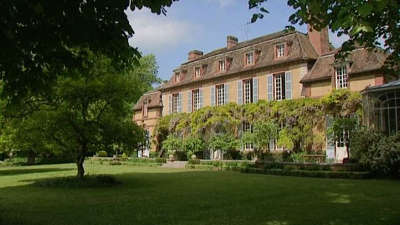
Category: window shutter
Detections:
[
  {"x1": 237, "y1": 80, "x2": 243, "y2": 105},
  {"x1": 178, "y1": 93, "x2": 182, "y2": 112},
  {"x1": 285, "y1": 71, "x2": 292, "y2": 99},
  {"x1": 168, "y1": 95, "x2": 172, "y2": 114},
  {"x1": 326, "y1": 115, "x2": 335, "y2": 160},
  {"x1": 211, "y1": 86, "x2": 215, "y2": 106},
  {"x1": 253, "y1": 78, "x2": 259, "y2": 103},
  {"x1": 267, "y1": 74, "x2": 273, "y2": 101},
  {"x1": 199, "y1": 88, "x2": 203, "y2": 108},
  {"x1": 224, "y1": 84, "x2": 229, "y2": 104},
  {"x1": 187, "y1": 91, "x2": 192, "y2": 113}
]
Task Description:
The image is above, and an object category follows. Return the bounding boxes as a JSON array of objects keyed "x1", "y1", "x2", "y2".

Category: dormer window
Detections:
[
  {"x1": 143, "y1": 100, "x2": 148, "y2": 118},
  {"x1": 245, "y1": 52, "x2": 254, "y2": 65},
  {"x1": 219, "y1": 60, "x2": 226, "y2": 72},
  {"x1": 175, "y1": 72, "x2": 181, "y2": 82},
  {"x1": 194, "y1": 67, "x2": 201, "y2": 78},
  {"x1": 276, "y1": 43, "x2": 286, "y2": 58},
  {"x1": 335, "y1": 65, "x2": 348, "y2": 89}
]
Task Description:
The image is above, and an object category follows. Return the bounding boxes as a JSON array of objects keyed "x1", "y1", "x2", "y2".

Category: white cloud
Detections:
[
  {"x1": 126, "y1": 9, "x2": 200, "y2": 53},
  {"x1": 208, "y1": 0, "x2": 236, "y2": 7}
]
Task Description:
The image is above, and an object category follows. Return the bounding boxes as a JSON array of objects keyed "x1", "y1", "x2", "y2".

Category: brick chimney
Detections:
[
  {"x1": 227, "y1": 35, "x2": 238, "y2": 49},
  {"x1": 308, "y1": 25, "x2": 330, "y2": 55},
  {"x1": 188, "y1": 50, "x2": 203, "y2": 61}
]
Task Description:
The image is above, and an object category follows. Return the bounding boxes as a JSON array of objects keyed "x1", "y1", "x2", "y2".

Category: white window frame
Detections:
[
  {"x1": 243, "y1": 121, "x2": 253, "y2": 150},
  {"x1": 192, "y1": 89, "x2": 200, "y2": 111},
  {"x1": 246, "y1": 52, "x2": 254, "y2": 65},
  {"x1": 335, "y1": 66, "x2": 348, "y2": 89},
  {"x1": 216, "y1": 84, "x2": 225, "y2": 106},
  {"x1": 276, "y1": 43, "x2": 285, "y2": 58},
  {"x1": 219, "y1": 60, "x2": 226, "y2": 72},
  {"x1": 172, "y1": 93, "x2": 179, "y2": 113},
  {"x1": 274, "y1": 73, "x2": 286, "y2": 100},
  {"x1": 243, "y1": 79, "x2": 253, "y2": 104}
]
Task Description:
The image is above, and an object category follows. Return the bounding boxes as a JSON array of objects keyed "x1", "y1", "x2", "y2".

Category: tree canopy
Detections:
[
  {"x1": 250, "y1": 0, "x2": 400, "y2": 70},
  {"x1": 0, "y1": 53, "x2": 159, "y2": 177},
  {"x1": 0, "y1": 0, "x2": 176, "y2": 106}
]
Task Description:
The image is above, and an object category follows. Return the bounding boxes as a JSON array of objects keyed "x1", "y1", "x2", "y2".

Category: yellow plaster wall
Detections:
[
  {"x1": 349, "y1": 74, "x2": 375, "y2": 92},
  {"x1": 161, "y1": 63, "x2": 309, "y2": 114},
  {"x1": 310, "y1": 80, "x2": 332, "y2": 97}
]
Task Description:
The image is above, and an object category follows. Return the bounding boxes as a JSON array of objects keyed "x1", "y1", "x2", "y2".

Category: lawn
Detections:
[{"x1": 0, "y1": 162, "x2": 399, "y2": 225}]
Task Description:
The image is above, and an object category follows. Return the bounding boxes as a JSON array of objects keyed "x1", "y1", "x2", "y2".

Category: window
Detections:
[
  {"x1": 243, "y1": 121, "x2": 253, "y2": 150},
  {"x1": 192, "y1": 89, "x2": 200, "y2": 111},
  {"x1": 216, "y1": 84, "x2": 225, "y2": 106},
  {"x1": 246, "y1": 52, "x2": 254, "y2": 65},
  {"x1": 175, "y1": 73, "x2": 181, "y2": 83},
  {"x1": 276, "y1": 43, "x2": 285, "y2": 58},
  {"x1": 142, "y1": 101, "x2": 148, "y2": 118},
  {"x1": 219, "y1": 60, "x2": 226, "y2": 72},
  {"x1": 275, "y1": 73, "x2": 286, "y2": 100},
  {"x1": 194, "y1": 67, "x2": 201, "y2": 78},
  {"x1": 243, "y1": 79, "x2": 253, "y2": 104},
  {"x1": 172, "y1": 93, "x2": 179, "y2": 113},
  {"x1": 336, "y1": 130, "x2": 349, "y2": 148},
  {"x1": 335, "y1": 66, "x2": 348, "y2": 89}
]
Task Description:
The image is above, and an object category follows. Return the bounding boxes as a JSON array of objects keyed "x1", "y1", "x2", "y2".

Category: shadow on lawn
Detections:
[
  {"x1": 0, "y1": 170, "x2": 399, "y2": 225},
  {"x1": 0, "y1": 168, "x2": 74, "y2": 176}
]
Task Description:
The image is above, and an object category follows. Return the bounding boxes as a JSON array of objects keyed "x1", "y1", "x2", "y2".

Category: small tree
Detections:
[
  {"x1": 208, "y1": 134, "x2": 239, "y2": 160},
  {"x1": 183, "y1": 136, "x2": 205, "y2": 159},
  {"x1": 161, "y1": 135, "x2": 183, "y2": 158},
  {"x1": 242, "y1": 120, "x2": 279, "y2": 158}
]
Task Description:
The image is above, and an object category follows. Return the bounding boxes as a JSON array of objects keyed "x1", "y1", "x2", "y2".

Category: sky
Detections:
[{"x1": 125, "y1": 0, "x2": 348, "y2": 82}]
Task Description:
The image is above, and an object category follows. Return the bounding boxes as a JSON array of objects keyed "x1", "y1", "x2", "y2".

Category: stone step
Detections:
[{"x1": 161, "y1": 161, "x2": 187, "y2": 169}]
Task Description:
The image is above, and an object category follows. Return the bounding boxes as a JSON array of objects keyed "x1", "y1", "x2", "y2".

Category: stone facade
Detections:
[{"x1": 133, "y1": 28, "x2": 388, "y2": 156}]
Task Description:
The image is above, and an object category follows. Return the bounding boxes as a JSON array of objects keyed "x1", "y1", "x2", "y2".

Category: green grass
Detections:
[{"x1": 0, "y1": 162, "x2": 399, "y2": 225}]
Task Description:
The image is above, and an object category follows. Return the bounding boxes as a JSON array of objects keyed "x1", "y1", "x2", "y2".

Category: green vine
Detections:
[{"x1": 153, "y1": 90, "x2": 362, "y2": 154}]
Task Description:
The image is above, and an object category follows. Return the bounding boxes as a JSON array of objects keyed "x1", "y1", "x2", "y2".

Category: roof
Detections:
[
  {"x1": 133, "y1": 90, "x2": 162, "y2": 111},
  {"x1": 161, "y1": 30, "x2": 319, "y2": 90},
  {"x1": 301, "y1": 47, "x2": 387, "y2": 83},
  {"x1": 363, "y1": 79, "x2": 400, "y2": 94}
]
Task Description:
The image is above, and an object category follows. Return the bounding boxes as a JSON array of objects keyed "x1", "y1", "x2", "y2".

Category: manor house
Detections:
[{"x1": 133, "y1": 26, "x2": 388, "y2": 160}]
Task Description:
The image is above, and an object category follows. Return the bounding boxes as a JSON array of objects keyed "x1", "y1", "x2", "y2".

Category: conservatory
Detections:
[{"x1": 362, "y1": 80, "x2": 400, "y2": 135}]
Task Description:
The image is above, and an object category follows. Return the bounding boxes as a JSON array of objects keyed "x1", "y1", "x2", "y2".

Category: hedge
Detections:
[{"x1": 242, "y1": 167, "x2": 371, "y2": 179}]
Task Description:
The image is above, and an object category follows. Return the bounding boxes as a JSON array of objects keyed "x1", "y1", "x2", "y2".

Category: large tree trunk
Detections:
[
  {"x1": 76, "y1": 155, "x2": 85, "y2": 179},
  {"x1": 76, "y1": 143, "x2": 87, "y2": 179},
  {"x1": 27, "y1": 150, "x2": 36, "y2": 165}
]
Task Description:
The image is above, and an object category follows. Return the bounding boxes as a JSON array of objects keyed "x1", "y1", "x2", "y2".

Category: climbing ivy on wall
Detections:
[{"x1": 152, "y1": 89, "x2": 362, "y2": 154}]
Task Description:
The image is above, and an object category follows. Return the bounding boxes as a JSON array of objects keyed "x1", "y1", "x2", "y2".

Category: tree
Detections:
[
  {"x1": 162, "y1": 135, "x2": 183, "y2": 158},
  {"x1": 183, "y1": 136, "x2": 205, "y2": 159},
  {"x1": 0, "y1": 52, "x2": 158, "y2": 178},
  {"x1": 241, "y1": 120, "x2": 279, "y2": 158},
  {"x1": 250, "y1": 0, "x2": 400, "y2": 70},
  {"x1": 0, "y1": 0, "x2": 176, "y2": 106},
  {"x1": 208, "y1": 134, "x2": 240, "y2": 160}
]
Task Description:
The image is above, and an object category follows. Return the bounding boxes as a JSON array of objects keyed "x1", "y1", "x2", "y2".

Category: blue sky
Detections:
[{"x1": 126, "y1": 0, "x2": 348, "y2": 81}]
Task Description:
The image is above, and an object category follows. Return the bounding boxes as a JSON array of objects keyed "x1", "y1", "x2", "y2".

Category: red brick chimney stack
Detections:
[
  {"x1": 227, "y1": 35, "x2": 238, "y2": 49},
  {"x1": 307, "y1": 25, "x2": 330, "y2": 55},
  {"x1": 188, "y1": 50, "x2": 203, "y2": 61}
]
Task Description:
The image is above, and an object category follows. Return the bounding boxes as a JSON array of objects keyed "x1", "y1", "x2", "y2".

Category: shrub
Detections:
[
  {"x1": 97, "y1": 151, "x2": 108, "y2": 157},
  {"x1": 351, "y1": 128, "x2": 400, "y2": 177},
  {"x1": 109, "y1": 160, "x2": 122, "y2": 165},
  {"x1": 188, "y1": 159, "x2": 200, "y2": 165}
]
